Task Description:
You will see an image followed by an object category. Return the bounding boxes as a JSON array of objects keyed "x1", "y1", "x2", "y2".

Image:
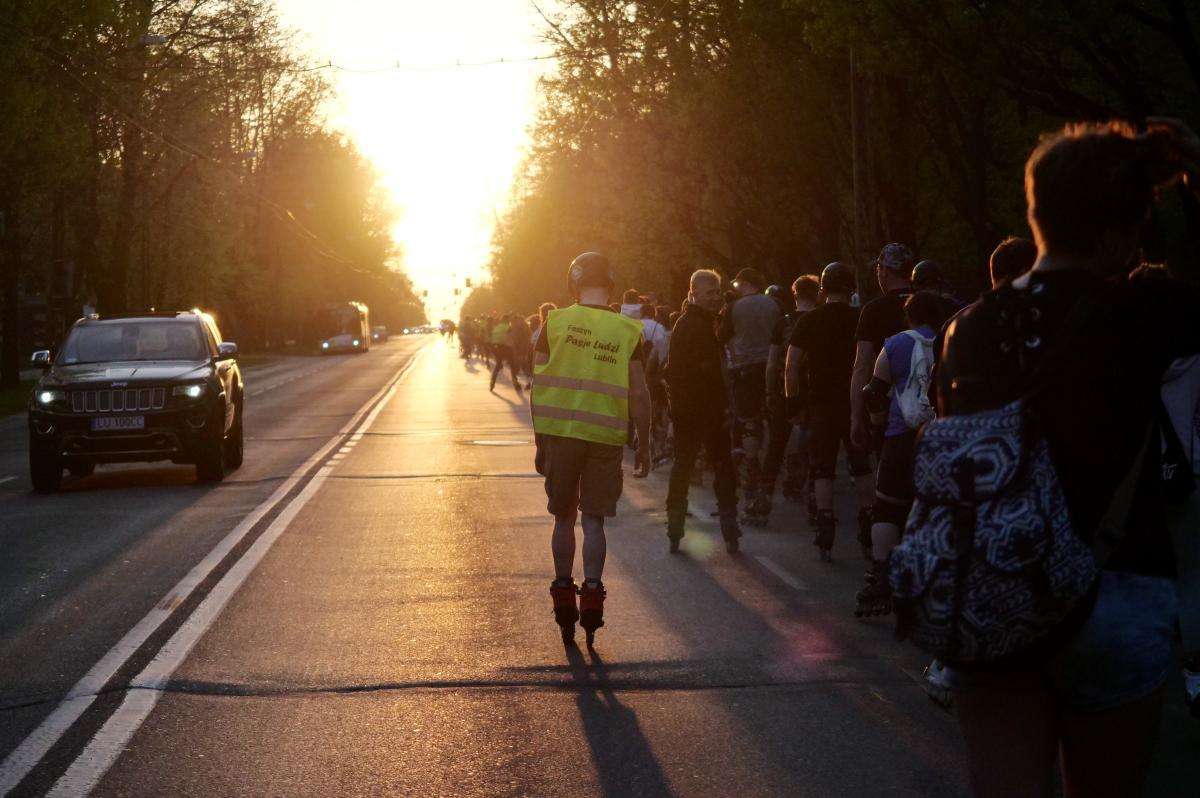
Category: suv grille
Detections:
[{"x1": 71, "y1": 387, "x2": 166, "y2": 413}]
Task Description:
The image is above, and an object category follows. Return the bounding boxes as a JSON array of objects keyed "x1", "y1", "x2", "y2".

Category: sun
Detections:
[{"x1": 274, "y1": 0, "x2": 552, "y2": 321}]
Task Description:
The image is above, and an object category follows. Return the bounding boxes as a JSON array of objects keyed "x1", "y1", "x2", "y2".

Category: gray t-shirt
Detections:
[{"x1": 725, "y1": 293, "x2": 781, "y2": 368}]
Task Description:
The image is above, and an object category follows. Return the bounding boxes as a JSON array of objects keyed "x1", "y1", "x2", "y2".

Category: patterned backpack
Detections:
[{"x1": 888, "y1": 286, "x2": 1150, "y2": 663}]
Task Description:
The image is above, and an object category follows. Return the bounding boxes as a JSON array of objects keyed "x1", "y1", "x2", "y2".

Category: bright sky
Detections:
[{"x1": 276, "y1": 0, "x2": 552, "y2": 321}]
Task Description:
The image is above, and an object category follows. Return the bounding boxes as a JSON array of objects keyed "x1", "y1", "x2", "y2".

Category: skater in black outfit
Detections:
[
  {"x1": 756, "y1": 274, "x2": 820, "y2": 526},
  {"x1": 786, "y1": 262, "x2": 874, "y2": 561},
  {"x1": 665, "y1": 269, "x2": 742, "y2": 553}
]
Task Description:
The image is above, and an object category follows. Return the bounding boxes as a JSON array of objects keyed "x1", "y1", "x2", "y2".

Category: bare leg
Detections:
[
  {"x1": 580, "y1": 513, "x2": 606, "y2": 581},
  {"x1": 551, "y1": 511, "x2": 577, "y2": 579},
  {"x1": 814, "y1": 477, "x2": 834, "y2": 511},
  {"x1": 870, "y1": 520, "x2": 901, "y2": 561},
  {"x1": 1059, "y1": 687, "x2": 1165, "y2": 798},
  {"x1": 853, "y1": 474, "x2": 875, "y2": 511},
  {"x1": 954, "y1": 678, "x2": 1058, "y2": 798}
]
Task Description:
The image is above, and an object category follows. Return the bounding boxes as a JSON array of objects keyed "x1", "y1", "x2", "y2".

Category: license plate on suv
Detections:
[{"x1": 90, "y1": 416, "x2": 145, "y2": 432}]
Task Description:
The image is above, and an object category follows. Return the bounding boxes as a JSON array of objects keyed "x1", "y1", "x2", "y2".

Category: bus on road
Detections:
[{"x1": 315, "y1": 301, "x2": 371, "y2": 354}]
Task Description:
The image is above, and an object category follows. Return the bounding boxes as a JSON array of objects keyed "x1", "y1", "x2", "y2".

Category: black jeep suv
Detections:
[{"x1": 28, "y1": 311, "x2": 244, "y2": 492}]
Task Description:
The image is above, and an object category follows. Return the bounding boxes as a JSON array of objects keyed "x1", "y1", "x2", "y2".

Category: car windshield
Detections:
[{"x1": 58, "y1": 321, "x2": 209, "y2": 364}]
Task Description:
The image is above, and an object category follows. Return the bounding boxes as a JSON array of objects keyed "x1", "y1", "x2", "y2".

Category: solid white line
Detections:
[
  {"x1": 46, "y1": 468, "x2": 334, "y2": 798},
  {"x1": 0, "y1": 346, "x2": 424, "y2": 796},
  {"x1": 47, "y1": 351, "x2": 420, "y2": 796},
  {"x1": 0, "y1": 476, "x2": 15, "y2": 485},
  {"x1": 754, "y1": 556, "x2": 807, "y2": 591}
]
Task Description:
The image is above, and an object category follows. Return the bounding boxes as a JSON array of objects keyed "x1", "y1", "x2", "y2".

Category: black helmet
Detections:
[
  {"x1": 820, "y1": 261, "x2": 855, "y2": 294},
  {"x1": 567, "y1": 252, "x2": 614, "y2": 298},
  {"x1": 765, "y1": 284, "x2": 784, "y2": 299},
  {"x1": 911, "y1": 259, "x2": 947, "y2": 291}
]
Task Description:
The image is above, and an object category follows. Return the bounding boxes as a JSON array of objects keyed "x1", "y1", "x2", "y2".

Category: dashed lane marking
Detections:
[{"x1": 754, "y1": 556, "x2": 808, "y2": 591}]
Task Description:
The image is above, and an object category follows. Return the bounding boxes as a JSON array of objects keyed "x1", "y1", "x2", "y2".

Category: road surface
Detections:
[{"x1": 0, "y1": 337, "x2": 1194, "y2": 796}]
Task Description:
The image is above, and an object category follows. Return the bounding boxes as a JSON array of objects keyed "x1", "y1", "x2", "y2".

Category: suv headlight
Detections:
[
  {"x1": 36, "y1": 389, "x2": 66, "y2": 407},
  {"x1": 173, "y1": 383, "x2": 206, "y2": 399}
]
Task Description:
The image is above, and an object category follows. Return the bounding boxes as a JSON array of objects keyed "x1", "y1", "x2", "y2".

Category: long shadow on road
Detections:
[{"x1": 566, "y1": 645, "x2": 675, "y2": 798}]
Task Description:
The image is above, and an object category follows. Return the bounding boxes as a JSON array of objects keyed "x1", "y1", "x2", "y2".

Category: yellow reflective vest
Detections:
[{"x1": 532, "y1": 304, "x2": 644, "y2": 446}]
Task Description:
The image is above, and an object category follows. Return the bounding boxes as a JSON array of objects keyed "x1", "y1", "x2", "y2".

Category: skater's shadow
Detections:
[{"x1": 565, "y1": 647, "x2": 675, "y2": 798}]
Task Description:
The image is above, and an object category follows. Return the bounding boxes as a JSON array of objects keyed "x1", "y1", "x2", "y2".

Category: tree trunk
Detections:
[{"x1": 1, "y1": 198, "x2": 22, "y2": 390}]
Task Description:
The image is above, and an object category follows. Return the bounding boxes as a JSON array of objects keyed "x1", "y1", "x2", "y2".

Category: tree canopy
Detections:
[
  {"x1": 0, "y1": 0, "x2": 424, "y2": 387},
  {"x1": 482, "y1": 0, "x2": 1200, "y2": 312}
]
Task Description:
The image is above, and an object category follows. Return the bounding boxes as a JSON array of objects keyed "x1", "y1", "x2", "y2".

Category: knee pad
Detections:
[{"x1": 872, "y1": 498, "x2": 910, "y2": 527}]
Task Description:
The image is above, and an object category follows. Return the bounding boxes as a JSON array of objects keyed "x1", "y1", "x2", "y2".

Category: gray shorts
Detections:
[{"x1": 538, "y1": 434, "x2": 624, "y2": 518}]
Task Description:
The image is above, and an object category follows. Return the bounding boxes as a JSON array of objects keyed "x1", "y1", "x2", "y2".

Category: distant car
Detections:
[
  {"x1": 27, "y1": 311, "x2": 244, "y2": 492},
  {"x1": 371, "y1": 325, "x2": 389, "y2": 343}
]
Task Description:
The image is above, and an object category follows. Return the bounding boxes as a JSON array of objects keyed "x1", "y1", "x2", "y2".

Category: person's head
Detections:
[
  {"x1": 1025, "y1": 120, "x2": 1183, "y2": 274},
  {"x1": 567, "y1": 251, "x2": 615, "y2": 303},
  {"x1": 819, "y1": 261, "x2": 855, "y2": 303},
  {"x1": 988, "y1": 236, "x2": 1037, "y2": 288},
  {"x1": 732, "y1": 268, "x2": 767, "y2": 297},
  {"x1": 622, "y1": 288, "x2": 641, "y2": 305},
  {"x1": 526, "y1": 313, "x2": 539, "y2": 330},
  {"x1": 911, "y1": 260, "x2": 953, "y2": 296},
  {"x1": 875, "y1": 243, "x2": 914, "y2": 293},
  {"x1": 655, "y1": 305, "x2": 671, "y2": 326},
  {"x1": 641, "y1": 302, "x2": 656, "y2": 321},
  {"x1": 538, "y1": 302, "x2": 556, "y2": 326},
  {"x1": 668, "y1": 311, "x2": 680, "y2": 329},
  {"x1": 791, "y1": 274, "x2": 820, "y2": 310},
  {"x1": 904, "y1": 290, "x2": 952, "y2": 331},
  {"x1": 688, "y1": 269, "x2": 723, "y2": 313}
]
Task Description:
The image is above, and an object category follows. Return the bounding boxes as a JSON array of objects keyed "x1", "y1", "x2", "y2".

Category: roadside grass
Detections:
[{"x1": 0, "y1": 379, "x2": 35, "y2": 418}]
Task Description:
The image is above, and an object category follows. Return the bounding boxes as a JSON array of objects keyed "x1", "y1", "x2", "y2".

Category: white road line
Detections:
[
  {"x1": 754, "y1": 556, "x2": 808, "y2": 591},
  {"x1": 48, "y1": 356, "x2": 415, "y2": 796},
  {"x1": 0, "y1": 347, "x2": 425, "y2": 797},
  {"x1": 0, "y1": 476, "x2": 15, "y2": 486}
]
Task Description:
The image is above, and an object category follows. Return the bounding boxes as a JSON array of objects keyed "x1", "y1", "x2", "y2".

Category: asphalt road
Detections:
[{"x1": 0, "y1": 337, "x2": 1195, "y2": 797}]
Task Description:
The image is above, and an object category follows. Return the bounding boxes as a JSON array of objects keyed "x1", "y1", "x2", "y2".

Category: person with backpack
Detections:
[
  {"x1": 853, "y1": 291, "x2": 950, "y2": 619},
  {"x1": 890, "y1": 118, "x2": 1200, "y2": 798}
]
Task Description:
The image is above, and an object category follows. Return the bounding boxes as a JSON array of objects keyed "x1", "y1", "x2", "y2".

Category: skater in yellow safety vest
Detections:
[{"x1": 531, "y1": 251, "x2": 652, "y2": 648}]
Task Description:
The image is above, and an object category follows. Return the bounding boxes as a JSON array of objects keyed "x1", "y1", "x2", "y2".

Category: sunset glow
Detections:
[{"x1": 276, "y1": 0, "x2": 551, "y2": 321}]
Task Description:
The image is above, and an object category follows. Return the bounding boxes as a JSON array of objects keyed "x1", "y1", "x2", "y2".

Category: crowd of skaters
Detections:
[{"x1": 458, "y1": 118, "x2": 1200, "y2": 797}]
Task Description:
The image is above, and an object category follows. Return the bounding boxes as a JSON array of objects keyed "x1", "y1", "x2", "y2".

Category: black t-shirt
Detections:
[
  {"x1": 789, "y1": 302, "x2": 860, "y2": 408},
  {"x1": 535, "y1": 304, "x2": 644, "y2": 362},
  {"x1": 939, "y1": 269, "x2": 1200, "y2": 577},
  {"x1": 855, "y1": 290, "x2": 911, "y2": 353}
]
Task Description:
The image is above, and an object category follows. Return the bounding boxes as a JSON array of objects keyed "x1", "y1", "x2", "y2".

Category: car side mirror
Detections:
[
  {"x1": 31, "y1": 350, "x2": 51, "y2": 370},
  {"x1": 217, "y1": 342, "x2": 238, "y2": 359}
]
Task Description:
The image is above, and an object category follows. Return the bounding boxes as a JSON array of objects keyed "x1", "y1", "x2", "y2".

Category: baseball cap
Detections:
[
  {"x1": 876, "y1": 243, "x2": 915, "y2": 273},
  {"x1": 732, "y1": 268, "x2": 767, "y2": 290}
]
